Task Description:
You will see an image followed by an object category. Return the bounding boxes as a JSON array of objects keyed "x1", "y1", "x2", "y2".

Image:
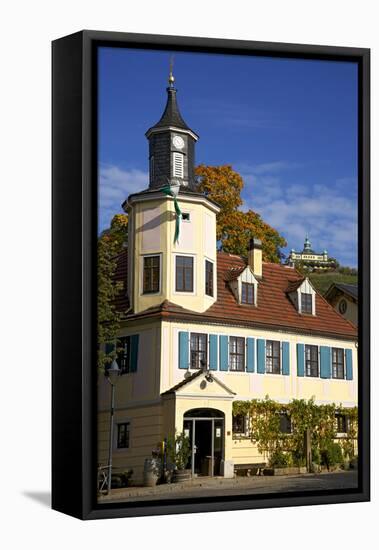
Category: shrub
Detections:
[
  {"x1": 350, "y1": 455, "x2": 358, "y2": 470},
  {"x1": 291, "y1": 450, "x2": 306, "y2": 467},
  {"x1": 321, "y1": 442, "x2": 343, "y2": 468},
  {"x1": 312, "y1": 447, "x2": 321, "y2": 465},
  {"x1": 269, "y1": 449, "x2": 293, "y2": 468}
]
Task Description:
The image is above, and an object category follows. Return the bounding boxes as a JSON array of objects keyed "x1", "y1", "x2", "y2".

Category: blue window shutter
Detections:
[
  {"x1": 320, "y1": 346, "x2": 331, "y2": 379},
  {"x1": 130, "y1": 334, "x2": 139, "y2": 372},
  {"x1": 345, "y1": 348, "x2": 353, "y2": 380},
  {"x1": 297, "y1": 344, "x2": 304, "y2": 377},
  {"x1": 246, "y1": 338, "x2": 255, "y2": 373},
  {"x1": 257, "y1": 339, "x2": 265, "y2": 374},
  {"x1": 219, "y1": 335, "x2": 229, "y2": 371},
  {"x1": 209, "y1": 335, "x2": 218, "y2": 371},
  {"x1": 178, "y1": 332, "x2": 189, "y2": 369},
  {"x1": 282, "y1": 342, "x2": 290, "y2": 375}
]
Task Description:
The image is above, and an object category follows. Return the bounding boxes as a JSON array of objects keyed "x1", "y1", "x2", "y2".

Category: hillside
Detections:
[{"x1": 308, "y1": 272, "x2": 358, "y2": 296}]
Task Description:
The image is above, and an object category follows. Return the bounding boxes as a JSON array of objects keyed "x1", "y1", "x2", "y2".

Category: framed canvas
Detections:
[{"x1": 52, "y1": 30, "x2": 370, "y2": 520}]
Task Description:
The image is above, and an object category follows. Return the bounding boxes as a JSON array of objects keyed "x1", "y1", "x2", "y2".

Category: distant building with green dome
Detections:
[{"x1": 287, "y1": 235, "x2": 336, "y2": 271}]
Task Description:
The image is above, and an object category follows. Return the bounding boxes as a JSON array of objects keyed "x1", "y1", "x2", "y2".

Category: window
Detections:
[
  {"x1": 335, "y1": 414, "x2": 349, "y2": 434},
  {"x1": 229, "y1": 336, "x2": 245, "y2": 371},
  {"x1": 241, "y1": 282, "x2": 254, "y2": 304},
  {"x1": 301, "y1": 292, "x2": 313, "y2": 314},
  {"x1": 279, "y1": 413, "x2": 292, "y2": 434},
  {"x1": 266, "y1": 340, "x2": 281, "y2": 374},
  {"x1": 182, "y1": 212, "x2": 190, "y2": 222},
  {"x1": 332, "y1": 347, "x2": 345, "y2": 379},
  {"x1": 176, "y1": 256, "x2": 194, "y2": 292},
  {"x1": 143, "y1": 255, "x2": 160, "y2": 294},
  {"x1": 117, "y1": 336, "x2": 130, "y2": 374},
  {"x1": 190, "y1": 333, "x2": 207, "y2": 369},
  {"x1": 232, "y1": 414, "x2": 246, "y2": 435},
  {"x1": 305, "y1": 344, "x2": 319, "y2": 377},
  {"x1": 117, "y1": 422, "x2": 130, "y2": 449},
  {"x1": 205, "y1": 260, "x2": 214, "y2": 297},
  {"x1": 173, "y1": 152, "x2": 184, "y2": 178}
]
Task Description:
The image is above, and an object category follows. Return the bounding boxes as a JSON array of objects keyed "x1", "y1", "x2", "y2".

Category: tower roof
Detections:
[{"x1": 145, "y1": 77, "x2": 198, "y2": 139}]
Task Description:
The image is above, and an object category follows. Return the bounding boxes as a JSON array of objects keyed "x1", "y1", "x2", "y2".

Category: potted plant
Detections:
[{"x1": 166, "y1": 431, "x2": 192, "y2": 483}]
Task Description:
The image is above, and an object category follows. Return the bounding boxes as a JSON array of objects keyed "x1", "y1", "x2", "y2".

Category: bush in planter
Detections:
[
  {"x1": 166, "y1": 431, "x2": 191, "y2": 471},
  {"x1": 269, "y1": 449, "x2": 293, "y2": 468}
]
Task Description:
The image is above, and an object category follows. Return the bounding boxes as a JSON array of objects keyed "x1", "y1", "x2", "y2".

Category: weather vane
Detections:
[{"x1": 168, "y1": 55, "x2": 175, "y2": 87}]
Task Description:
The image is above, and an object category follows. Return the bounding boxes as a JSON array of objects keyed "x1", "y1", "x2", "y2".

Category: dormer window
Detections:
[
  {"x1": 227, "y1": 266, "x2": 258, "y2": 306},
  {"x1": 301, "y1": 292, "x2": 312, "y2": 314},
  {"x1": 242, "y1": 282, "x2": 254, "y2": 304},
  {"x1": 287, "y1": 278, "x2": 316, "y2": 315}
]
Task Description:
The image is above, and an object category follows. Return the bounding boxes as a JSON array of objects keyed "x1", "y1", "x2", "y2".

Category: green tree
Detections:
[
  {"x1": 97, "y1": 213, "x2": 128, "y2": 371},
  {"x1": 195, "y1": 164, "x2": 286, "y2": 262}
]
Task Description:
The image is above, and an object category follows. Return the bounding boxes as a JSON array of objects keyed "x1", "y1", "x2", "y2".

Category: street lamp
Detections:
[{"x1": 105, "y1": 358, "x2": 120, "y2": 494}]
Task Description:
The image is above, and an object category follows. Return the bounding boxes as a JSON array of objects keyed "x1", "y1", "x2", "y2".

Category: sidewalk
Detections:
[{"x1": 98, "y1": 470, "x2": 357, "y2": 503}]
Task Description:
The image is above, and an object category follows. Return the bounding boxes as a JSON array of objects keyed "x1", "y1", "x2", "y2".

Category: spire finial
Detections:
[{"x1": 168, "y1": 55, "x2": 175, "y2": 87}]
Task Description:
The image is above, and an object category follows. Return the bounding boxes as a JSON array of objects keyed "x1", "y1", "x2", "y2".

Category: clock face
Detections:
[{"x1": 173, "y1": 135, "x2": 185, "y2": 150}]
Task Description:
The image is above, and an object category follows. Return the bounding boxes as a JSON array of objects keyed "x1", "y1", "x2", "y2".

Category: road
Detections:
[{"x1": 99, "y1": 470, "x2": 358, "y2": 504}]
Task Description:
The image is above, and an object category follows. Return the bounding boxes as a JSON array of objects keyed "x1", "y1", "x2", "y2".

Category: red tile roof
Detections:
[
  {"x1": 205, "y1": 253, "x2": 356, "y2": 338},
  {"x1": 114, "y1": 250, "x2": 357, "y2": 340}
]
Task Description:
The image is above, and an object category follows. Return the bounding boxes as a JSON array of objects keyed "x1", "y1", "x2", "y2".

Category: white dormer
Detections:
[
  {"x1": 287, "y1": 277, "x2": 316, "y2": 315},
  {"x1": 228, "y1": 266, "x2": 259, "y2": 306}
]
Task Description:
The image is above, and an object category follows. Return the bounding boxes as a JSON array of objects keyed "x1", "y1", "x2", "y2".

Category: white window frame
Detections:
[
  {"x1": 232, "y1": 413, "x2": 250, "y2": 438},
  {"x1": 205, "y1": 258, "x2": 215, "y2": 298},
  {"x1": 140, "y1": 253, "x2": 162, "y2": 296},
  {"x1": 173, "y1": 253, "x2": 196, "y2": 295},
  {"x1": 304, "y1": 344, "x2": 319, "y2": 377},
  {"x1": 113, "y1": 419, "x2": 132, "y2": 452},
  {"x1": 229, "y1": 335, "x2": 246, "y2": 372},
  {"x1": 265, "y1": 339, "x2": 281, "y2": 375}
]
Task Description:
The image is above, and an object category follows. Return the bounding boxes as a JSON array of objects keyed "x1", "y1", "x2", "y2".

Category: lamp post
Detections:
[{"x1": 105, "y1": 358, "x2": 120, "y2": 494}]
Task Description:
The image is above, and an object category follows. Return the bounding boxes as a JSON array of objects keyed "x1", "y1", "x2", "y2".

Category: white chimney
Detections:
[{"x1": 248, "y1": 237, "x2": 262, "y2": 278}]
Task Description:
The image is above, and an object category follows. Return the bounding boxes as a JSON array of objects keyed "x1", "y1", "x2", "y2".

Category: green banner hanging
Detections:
[{"x1": 160, "y1": 184, "x2": 182, "y2": 244}]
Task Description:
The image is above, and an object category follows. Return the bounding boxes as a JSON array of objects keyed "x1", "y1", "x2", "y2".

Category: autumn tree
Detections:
[
  {"x1": 195, "y1": 164, "x2": 286, "y2": 262},
  {"x1": 97, "y1": 213, "x2": 128, "y2": 371}
]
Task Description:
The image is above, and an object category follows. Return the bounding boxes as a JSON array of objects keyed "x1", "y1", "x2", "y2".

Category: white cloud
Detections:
[
  {"x1": 99, "y1": 164, "x2": 148, "y2": 230},
  {"x1": 239, "y1": 163, "x2": 358, "y2": 267},
  {"x1": 98, "y1": 161, "x2": 358, "y2": 266}
]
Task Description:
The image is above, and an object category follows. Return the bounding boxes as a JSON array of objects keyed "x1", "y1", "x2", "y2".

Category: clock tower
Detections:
[{"x1": 145, "y1": 68, "x2": 199, "y2": 190}]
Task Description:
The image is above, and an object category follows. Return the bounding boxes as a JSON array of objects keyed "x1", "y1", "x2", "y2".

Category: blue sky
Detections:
[{"x1": 98, "y1": 47, "x2": 358, "y2": 267}]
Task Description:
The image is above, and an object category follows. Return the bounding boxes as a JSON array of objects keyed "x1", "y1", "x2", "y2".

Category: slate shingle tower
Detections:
[{"x1": 145, "y1": 67, "x2": 199, "y2": 190}]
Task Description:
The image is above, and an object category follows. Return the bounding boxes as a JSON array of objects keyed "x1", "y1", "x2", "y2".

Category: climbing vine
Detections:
[{"x1": 233, "y1": 396, "x2": 358, "y2": 463}]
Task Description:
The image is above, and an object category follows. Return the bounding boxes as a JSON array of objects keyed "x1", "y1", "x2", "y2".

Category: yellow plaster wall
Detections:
[
  {"x1": 98, "y1": 404, "x2": 164, "y2": 485},
  {"x1": 97, "y1": 320, "x2": 162, "y2": 412}
]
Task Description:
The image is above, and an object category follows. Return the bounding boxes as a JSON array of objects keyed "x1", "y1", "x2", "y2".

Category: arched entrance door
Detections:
[{"x1": 183, "y1": 408, "x2": 225, "y2": 477}]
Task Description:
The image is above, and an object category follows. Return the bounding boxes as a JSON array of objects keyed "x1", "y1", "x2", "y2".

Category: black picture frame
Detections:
[{"x1": 52, "y1": 30, "x2": 370, "y2": 520}]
